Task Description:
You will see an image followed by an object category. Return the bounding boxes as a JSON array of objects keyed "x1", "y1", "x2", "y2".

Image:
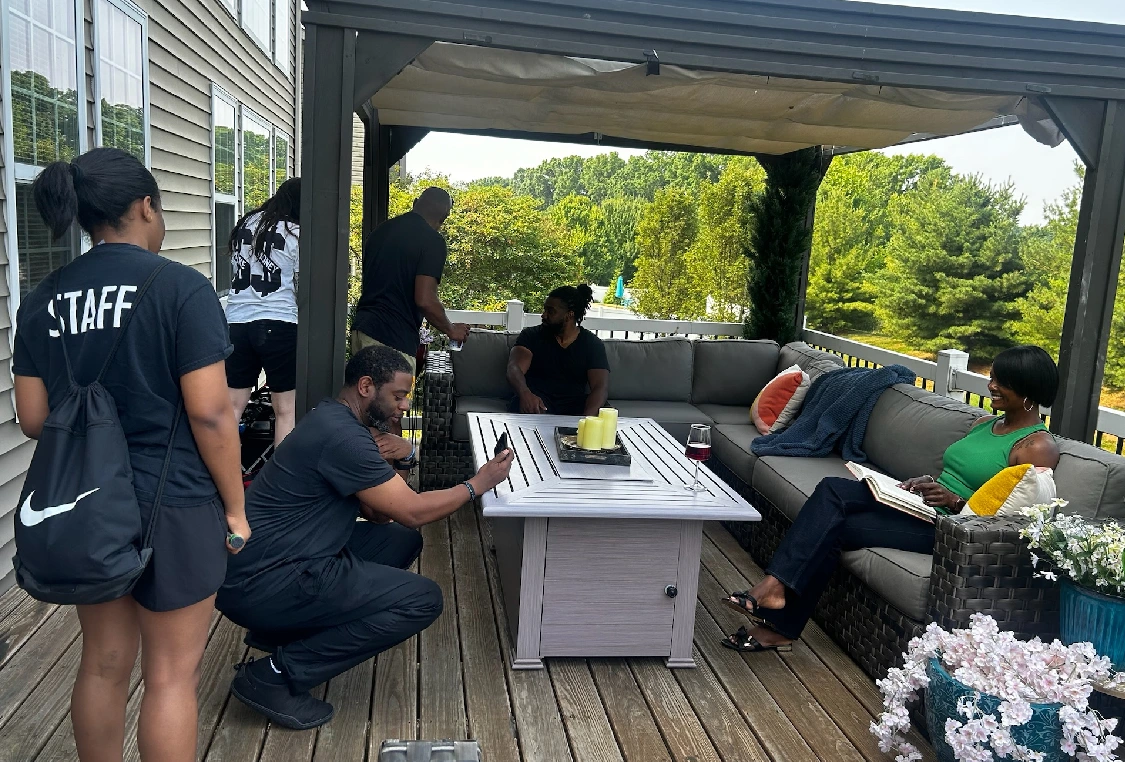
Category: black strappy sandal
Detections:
[
  {"x1": 721, "y1": 625, "x2": 793, "y2": 653},
  {"x1": 722, "y1": 590, "x2": 765, "y2": 623}
]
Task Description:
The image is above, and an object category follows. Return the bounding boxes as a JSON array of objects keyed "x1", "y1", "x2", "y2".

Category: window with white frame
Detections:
[
  {"x1": 241, "y1": 0, "x2": 270, "y2": 54},
  {"x1": 8, "y1": 0, "x2": 84, "y2": 299},
  {"x1": 212, "y1": 87, "x2": 239, "y2": 296},
  {"x1": 96, "y1": 0, "x2": 147, "y2": 163},
  {"x1": 242, "y1": 109, "x2": 271, "y2": 211},
  {"x1": 274, "y1": 0, "x2": 290, "y2": 74},
  {"x1": 273, "y1": 129, "x2": 290, "y2": 187}
]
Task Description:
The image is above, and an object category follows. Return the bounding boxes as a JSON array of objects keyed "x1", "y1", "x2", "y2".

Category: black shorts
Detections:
[
  {"x1": 227, "y1": 320, "x2": 297, "y2": 392},
  {"x1": 132, "y1": 496, "x2": 228, "y2": 612}
]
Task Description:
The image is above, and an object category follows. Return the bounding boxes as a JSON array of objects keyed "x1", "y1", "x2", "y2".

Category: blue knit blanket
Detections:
[{"x1": 750, "y1": 364, "x2": 917, "y2": 462}]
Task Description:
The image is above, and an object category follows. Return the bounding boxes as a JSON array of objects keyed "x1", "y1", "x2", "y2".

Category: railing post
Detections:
[
  {"x1": 935, "y1": 349, "x2": 969, "y2": 399},
  {"x1": 506, "y1": 300, "x2": 524, "y2": 332}
]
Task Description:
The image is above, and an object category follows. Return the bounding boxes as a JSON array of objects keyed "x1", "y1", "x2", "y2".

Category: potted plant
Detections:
[
  {"x1": 417, "y1": 324, "x2": 436, "y2": 373},
  {"x1": 1022, "y1": 501, "x2": 1125, "y2": 670},
  {"x1": 871, "y1": 613, "x2": 1122, "y2": 762}
]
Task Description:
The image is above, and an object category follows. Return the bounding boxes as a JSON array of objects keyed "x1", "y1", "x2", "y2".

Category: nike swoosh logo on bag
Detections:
[{"x1": 19, "y1": 488, "x2": 101, "y2": 527}]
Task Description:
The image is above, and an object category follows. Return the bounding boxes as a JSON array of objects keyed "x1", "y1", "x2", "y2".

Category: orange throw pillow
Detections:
[{"x1": 750, "y1": 365, "x2": 810, "y2": 435}]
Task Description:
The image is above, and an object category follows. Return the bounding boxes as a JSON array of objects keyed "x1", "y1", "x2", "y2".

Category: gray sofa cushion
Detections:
[
  {"x1": 696, "y1": 404, "x2": 752, "y2": 425},
  {"x1": 609, "y1": 400, "x2": 712, "y2": 443},
  {"x1": 777, "y1": 342, "x2": 846, "y2": 381},
  {"x1": 711, "y1": 424, "x2": 761, "y2": 486},
  {"x1": 453, "y1": 396, "x2": 509, "y2": 441},
  {"x1": 752, "y1": 455, "x2": 855, "y2": 522},
  {"x1": 691, "y1": 340, "x2": 780, "y2": 406},
  {"x1": 1055, "y1": 439, "x2": 1125, "y2": 519},
  {"x1": 863, "y1": 384, "x2": 983, "y2": 482},
  {"x1": 452, "y1": 330, "x2": 514, "y2": 399},
  {"x1": 841, "y1": 548, "x2": 932, "y2": 621},
  {"x1": 604, "y1": 338, "x2": 694, "y2": 401}
]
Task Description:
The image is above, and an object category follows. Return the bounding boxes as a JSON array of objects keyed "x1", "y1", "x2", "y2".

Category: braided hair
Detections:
[
  {"x1": 228, "y1": 177, "x2": 300, "y2": 269},
  {"x1": 549, "y1": 284, "x2": 595, "y2": 325}
]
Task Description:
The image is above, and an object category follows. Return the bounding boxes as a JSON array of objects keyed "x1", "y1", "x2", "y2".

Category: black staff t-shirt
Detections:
[
  {"x1": 515, "y1": 325, "x2": 609, "y2": 413},
  {"x1": 353, "y1": 211, "x2": 448, "y2": 356},
  {"x1": 12, "y1": 243, "x2": 233, "y2": 505},
  {"x1": 221, "y1": 398, "x2": 396, "y2": 594}
]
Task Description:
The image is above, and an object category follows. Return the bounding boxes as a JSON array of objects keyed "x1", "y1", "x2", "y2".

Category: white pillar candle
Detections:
[
  {"x1": 598, "y1": 408, "x2": 618, "y2": 449},
  {"x1": 577, "y1": 418, "x2": 588, "y2": 448},
  {"x1": 583, "y1": 417, "x2": 604, "y2": 450}
]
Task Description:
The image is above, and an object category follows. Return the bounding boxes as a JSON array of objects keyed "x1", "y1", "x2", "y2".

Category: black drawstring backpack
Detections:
[{"x1": 13, "y1": 262, "x2": 183, "y2": 604}]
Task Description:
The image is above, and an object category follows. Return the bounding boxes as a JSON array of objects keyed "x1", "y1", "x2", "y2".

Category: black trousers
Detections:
[
  {"x1": 759, "y1": 477, "x2": 936, "y2": 639},
  {"x1": 220, "y1": 522, "x2": 440, "y2": 693}
]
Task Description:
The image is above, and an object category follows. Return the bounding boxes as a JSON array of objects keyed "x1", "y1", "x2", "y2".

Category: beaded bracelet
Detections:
[{"x1": 463, "y1": 480, "x2": 477, "y2": 502}]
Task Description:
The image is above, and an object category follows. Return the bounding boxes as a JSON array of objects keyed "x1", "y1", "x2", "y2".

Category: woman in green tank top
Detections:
[{"x1": 722, "y1": 346, "x2": 1061, "y2": 653}]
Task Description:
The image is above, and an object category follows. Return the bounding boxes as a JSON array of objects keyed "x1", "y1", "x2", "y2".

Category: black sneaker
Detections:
[{"x1": 230, "y1": 657, "x2": 335, "y2": 730}]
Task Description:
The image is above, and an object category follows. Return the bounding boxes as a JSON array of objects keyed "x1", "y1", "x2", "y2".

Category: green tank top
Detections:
[{"x1": 937, "y1": 418, "x2": 1048, "y2": 501}]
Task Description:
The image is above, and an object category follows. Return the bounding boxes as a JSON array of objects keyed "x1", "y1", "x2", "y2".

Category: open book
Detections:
[{"x1": 845, "y1": 462, "x2": 937, "y2": 523}]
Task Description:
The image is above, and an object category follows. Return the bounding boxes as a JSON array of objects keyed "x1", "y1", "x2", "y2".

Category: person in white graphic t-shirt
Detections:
[{"x1": 225, "y1": 177, "x2": 301, "y2": 447}]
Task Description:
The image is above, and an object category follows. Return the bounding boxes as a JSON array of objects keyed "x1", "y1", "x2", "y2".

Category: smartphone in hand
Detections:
[{"x1": 494, "y1": 431, "x2": 509, "y2": 457}]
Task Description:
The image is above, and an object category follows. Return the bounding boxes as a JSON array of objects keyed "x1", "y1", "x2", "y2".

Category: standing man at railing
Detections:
[{"x1": 352, "y1": 187, "x2": 470, "y2": 449}]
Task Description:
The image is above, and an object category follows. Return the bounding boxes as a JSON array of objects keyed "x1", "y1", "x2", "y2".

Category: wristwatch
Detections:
[{"x1": 396, "y1": 444, "x2": 418, "y2": 470}]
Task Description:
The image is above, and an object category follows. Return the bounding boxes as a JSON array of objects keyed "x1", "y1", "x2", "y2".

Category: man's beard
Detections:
[
  {"x1": 541, "y1": 320, "x2": 564, "y2": 337},
  {"x1": 364, "y1": 398, "x2": 395, "y2": 431}
]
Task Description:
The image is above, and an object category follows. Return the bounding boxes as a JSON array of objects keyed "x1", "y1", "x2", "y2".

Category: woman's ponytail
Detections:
[{"x1": 32, "y1": 161, "x2": 80, "y2": 241}]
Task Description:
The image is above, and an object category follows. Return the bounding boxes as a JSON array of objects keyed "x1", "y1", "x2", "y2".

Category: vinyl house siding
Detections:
[{"x1": 0, "y1": 0, "x2": 299, "y2": 592}]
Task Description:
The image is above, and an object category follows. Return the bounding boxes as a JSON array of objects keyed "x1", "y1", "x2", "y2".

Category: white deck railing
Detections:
[{"x1": 445, "y1": 301, "x2": 1125, "y2": 449}]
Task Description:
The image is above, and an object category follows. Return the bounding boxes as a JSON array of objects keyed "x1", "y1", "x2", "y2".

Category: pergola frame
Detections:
[{"x1": 297, "y1": 0, "x2": 1125, "y2": 443}]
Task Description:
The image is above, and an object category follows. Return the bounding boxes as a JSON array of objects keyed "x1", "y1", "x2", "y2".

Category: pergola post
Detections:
[
  {"x1": 1053, "y1": 100, "x2": 1125, "y2": 442},
  {"x1": 296, "y1": 23, "x2": 357, "y2": 417}
]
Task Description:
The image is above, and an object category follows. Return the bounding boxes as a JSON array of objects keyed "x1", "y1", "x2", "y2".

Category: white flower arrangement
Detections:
[
  {"x1": 871, "y1": 614, "x2": 1123, "y2": 762},
  {"x1": 1020, "y1": 501, "x2": 1125, "y2": 597},
  {"x1": 419, "y1": 324, "x2": 437, "y2": 345}
]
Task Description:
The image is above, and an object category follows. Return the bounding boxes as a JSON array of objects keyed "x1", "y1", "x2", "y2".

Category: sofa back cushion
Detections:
[
  {"x1": 862, "y1": 384, "x2": 983, "y2": 481},
  {"x1": 452, "y1": 329, "x2": 514, "y2": 399},
  {"x1": 604, "y1": 338, "x2": 694, "y2": 401},
  {"x1": 777, "y1": 342, "x2": 846, "y2": 382},
  {"x1": 690, "y1": 340, "x2": 780, "y2": 406},
  {"x1": 1054, "y1": 440, "x2": 1125, "y2": 519}
]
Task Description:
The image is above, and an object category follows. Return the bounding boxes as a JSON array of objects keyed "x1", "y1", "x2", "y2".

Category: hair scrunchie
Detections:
[{"x1": 69, "y1": 162, "x2": 84, "y2": 187}]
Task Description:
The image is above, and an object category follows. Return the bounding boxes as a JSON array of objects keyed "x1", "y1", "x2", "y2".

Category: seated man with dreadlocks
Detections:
[{"x1": 507, "y1": 284, "x2": 610, "y2": 416}]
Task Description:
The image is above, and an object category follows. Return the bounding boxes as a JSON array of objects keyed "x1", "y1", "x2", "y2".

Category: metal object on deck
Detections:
[{"x1": 377, "y1": 739, "x2": 482, "y2": 762}]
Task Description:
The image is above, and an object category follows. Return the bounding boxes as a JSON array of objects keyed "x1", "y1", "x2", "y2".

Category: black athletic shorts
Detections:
[
  {"x1": 227, "y1": 320, "x2": 297, "y2": 392},
  {"x1": 132, "y1": 496, "x2": 228, "y2": 612}
]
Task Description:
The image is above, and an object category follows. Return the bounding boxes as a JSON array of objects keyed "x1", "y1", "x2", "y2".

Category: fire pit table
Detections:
[{"x1": 466, "y1": 412, "x2": 760, "y2": 669}]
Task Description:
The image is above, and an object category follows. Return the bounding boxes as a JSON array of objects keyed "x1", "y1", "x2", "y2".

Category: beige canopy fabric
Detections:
[{"x1": 368, "y1": 42, "x2": 1064, "y2": 155}]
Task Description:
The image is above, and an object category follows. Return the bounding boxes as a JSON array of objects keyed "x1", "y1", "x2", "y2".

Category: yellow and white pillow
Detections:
[{"x1": 961, "y1": 464, "x2": 1056, "y2": 517}]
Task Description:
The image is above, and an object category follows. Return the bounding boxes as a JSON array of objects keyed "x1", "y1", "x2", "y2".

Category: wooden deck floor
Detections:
[{"x1": 0, "y1": 509, "x2": 935, "y2": 762}]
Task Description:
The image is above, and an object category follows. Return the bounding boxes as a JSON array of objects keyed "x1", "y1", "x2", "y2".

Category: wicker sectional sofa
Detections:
[{"x1": 418, "y1": 331, "x2": 1125, "y2": 680}]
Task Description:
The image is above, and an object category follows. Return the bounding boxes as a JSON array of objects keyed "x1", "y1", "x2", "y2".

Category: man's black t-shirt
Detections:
[
  {"x1": 515, "y1": 325, "x2": 609, "y2": 414},
  {"x1": 12, "y1": 243, "x2": 232, "y2": 505},
  {"x1": 221, "y1": 399, "x2": 396, "y2": 595},
  {"x1": 353, "y1": 212, "x2": 447, "y2": 355}
]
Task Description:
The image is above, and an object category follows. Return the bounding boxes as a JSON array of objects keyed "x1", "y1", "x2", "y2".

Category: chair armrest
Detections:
[
  {"x1": 929, "y1": 513, "x2": 1059, "y2": 640},
  {"x1": 420, "y1": 350, "x2": 455, "y2": 444}
]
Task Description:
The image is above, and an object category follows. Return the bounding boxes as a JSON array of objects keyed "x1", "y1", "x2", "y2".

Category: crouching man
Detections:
[{"x1": 217, "y1": 345, "x2": 512, "y2": 729}]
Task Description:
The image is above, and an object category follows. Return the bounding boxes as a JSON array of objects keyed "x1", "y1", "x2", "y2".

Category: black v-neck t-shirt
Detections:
[{"x1": 515, "y1": 325, "x2": 609, "y2": 413}]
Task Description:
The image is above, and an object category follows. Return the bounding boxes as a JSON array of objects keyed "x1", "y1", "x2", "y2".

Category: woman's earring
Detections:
[{"x1": 1023, "y1": 398, "x2": 1036, "y2": 412}]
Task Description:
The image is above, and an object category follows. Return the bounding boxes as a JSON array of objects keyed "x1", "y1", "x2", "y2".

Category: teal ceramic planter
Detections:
[
  {"x1": 925, "y1": 658, "x2": 1064, "y2": 762},
  {"x1": 1059, "y1": 578, "x2": 1125, "y2": 670}
]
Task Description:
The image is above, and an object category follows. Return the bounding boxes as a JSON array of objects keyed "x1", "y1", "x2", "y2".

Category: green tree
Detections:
[
  {"x1": 686, "y1": 157, "x2": 765, "y2": 321},
  {"x1": 806, "y1": 153, "x2": 948, "y2": 333},
  {"x1": 440, "y1": 185, "x2": 580, "y2": 310},
  {"x1": 629, "y1": 188, "x2": 699, "y2": 319},
  {"x1": 511, "y1": 156, "x2": 585, "y2": 206},
  {"x1": 876, "y1": 173, "x2": 1033, "y2": 361},
  {"x1": 548, "y1": 195, "x2": 612, "y2": 284},
  {"x1": 598, "y1": 197, "x2": 647, "y2": 283}
]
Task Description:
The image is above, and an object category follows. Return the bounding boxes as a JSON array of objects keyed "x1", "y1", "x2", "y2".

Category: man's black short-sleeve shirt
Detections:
[
  {"x1": 12, "y1": 243, "x2": 233, "y2": 505},
  {"x1": 222, "y1": 399, "x2": 396, "y2": 592},
  {"x1": 353, "y1": 211, "x2": 448, "y2": 355},
  {"x1": 515, "y1": 325, "x2": 609, "y2": 413}
]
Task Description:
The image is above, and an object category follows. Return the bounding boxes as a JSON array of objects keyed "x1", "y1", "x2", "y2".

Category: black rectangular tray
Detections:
[{"x1": 553, "y1": 426, "x2": 632, "y2": 466}]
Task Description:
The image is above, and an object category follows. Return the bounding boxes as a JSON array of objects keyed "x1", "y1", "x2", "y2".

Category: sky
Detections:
[{"x1": 399, "y1": 0, "x2": 1124, "y2": 226}]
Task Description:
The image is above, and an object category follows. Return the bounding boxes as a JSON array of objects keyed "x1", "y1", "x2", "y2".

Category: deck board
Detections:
[{"x1": 0, "y1": 514, "x2": 932, "y2": 762}]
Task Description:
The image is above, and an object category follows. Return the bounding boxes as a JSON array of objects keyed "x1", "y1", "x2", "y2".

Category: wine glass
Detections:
[{"x1": 684, "y1": 424, "x2": 711, "y2": 492}]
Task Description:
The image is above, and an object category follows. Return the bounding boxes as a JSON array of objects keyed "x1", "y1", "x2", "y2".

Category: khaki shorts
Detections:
[{"x1": 350, "y1": 330, "x2": 417, "y2": 375}]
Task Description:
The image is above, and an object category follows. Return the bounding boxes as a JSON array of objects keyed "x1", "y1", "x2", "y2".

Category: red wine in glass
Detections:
[
  {"x1": 685, "y1": 443, "x2": 712, "y2": 461},
  {"x1": 685, "y1": 424, "x2": 712, "y2": 491}
]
